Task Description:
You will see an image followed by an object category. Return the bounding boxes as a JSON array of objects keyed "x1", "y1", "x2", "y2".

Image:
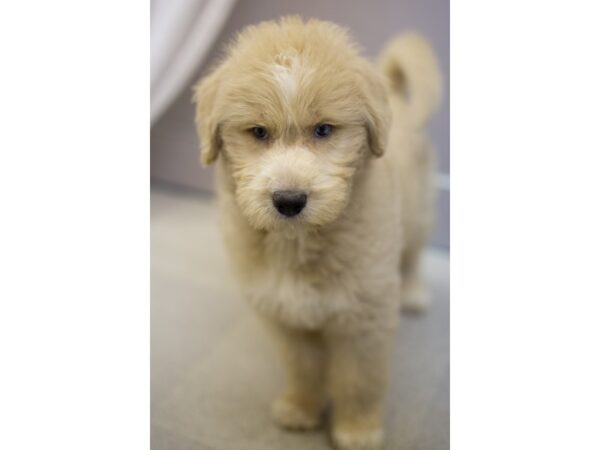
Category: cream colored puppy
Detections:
[{"x1": 194, "y1": 16, "x2": 441, "y2": 450}]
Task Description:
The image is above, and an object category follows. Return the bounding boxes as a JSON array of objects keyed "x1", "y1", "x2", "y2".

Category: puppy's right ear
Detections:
[{"x1": 193, "y1": 68, "x2": 223, "y2": 166}]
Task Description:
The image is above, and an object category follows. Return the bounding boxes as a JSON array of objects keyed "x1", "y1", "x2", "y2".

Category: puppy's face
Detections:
[{"x1": 194, "y1": 18, "x2": 390, "y2": 231}]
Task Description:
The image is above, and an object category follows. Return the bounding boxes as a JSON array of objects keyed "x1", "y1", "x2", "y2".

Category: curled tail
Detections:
[{"x1": 378, "y1": 32, "x2": 442, "y2": 128}]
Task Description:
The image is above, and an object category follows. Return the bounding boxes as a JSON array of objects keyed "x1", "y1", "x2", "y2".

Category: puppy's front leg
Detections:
[
  {"x1": 325, "y1": 329, "x2": 393, "y2": 450},
  {"x1": 266, "y1": 323, "x2": 326, "y2": 430}
]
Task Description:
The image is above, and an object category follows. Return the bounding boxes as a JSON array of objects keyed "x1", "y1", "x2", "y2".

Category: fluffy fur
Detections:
[{"x1": 193, "y1": 17, "x2": 441, "y2": 450}]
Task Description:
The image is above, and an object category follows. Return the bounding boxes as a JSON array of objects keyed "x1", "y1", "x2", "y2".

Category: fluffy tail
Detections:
[{"x1": 378, "y1": 33, "x2": 442, "y2": 128}]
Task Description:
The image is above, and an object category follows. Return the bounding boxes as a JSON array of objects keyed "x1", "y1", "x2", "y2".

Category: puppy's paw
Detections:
[
  {"x1": 332, "y1": 425, "x2": 384, "y2": 450},
  {"x1": 401, "y1": 282, "x2": 431, "y2": 314},
  {"x1": 271, "y1": 394, "x2": 323, "y2": 431}
]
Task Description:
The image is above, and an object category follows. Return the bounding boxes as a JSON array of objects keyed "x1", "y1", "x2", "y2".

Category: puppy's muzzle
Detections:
[{"x1": 272, "y1": 190, "x2": 307, "y2": 217}]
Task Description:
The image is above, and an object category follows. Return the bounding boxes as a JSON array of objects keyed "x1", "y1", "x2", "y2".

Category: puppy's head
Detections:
[{"x1": 194, "y1": 17, "x2": 390, "y2": 231}]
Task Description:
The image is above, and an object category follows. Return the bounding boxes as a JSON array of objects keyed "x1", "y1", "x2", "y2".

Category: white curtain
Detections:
[{"x1": 151, "y1": 0, "x2": 237, "y2": 125}]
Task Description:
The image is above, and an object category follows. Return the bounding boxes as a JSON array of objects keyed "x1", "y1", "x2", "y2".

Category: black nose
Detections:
[{"x1": 272, "y1": 190, "x2": 307, "y2": 217}]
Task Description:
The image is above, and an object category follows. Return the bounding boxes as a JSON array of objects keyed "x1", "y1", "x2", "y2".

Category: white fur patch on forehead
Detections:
[{"x1": 270, "y1": 53, "x2": 311, "y2": 104}]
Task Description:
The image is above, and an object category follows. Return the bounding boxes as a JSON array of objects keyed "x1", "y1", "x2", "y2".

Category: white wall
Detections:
[{"x1": 151, "y1": 0, "x2": 449, "y2": 247}]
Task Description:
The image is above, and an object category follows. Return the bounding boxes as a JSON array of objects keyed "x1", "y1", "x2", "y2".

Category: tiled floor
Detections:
[{"x1": 151, "y1": 186, "x2": 449, "y2": 450}]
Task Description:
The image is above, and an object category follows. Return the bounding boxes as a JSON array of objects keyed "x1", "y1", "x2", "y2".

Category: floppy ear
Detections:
[
  {"x1": 360, "y1": 67, "x2": 392, "y2": 157},
  {"x1": 193, "y1": 68, "x2": 223, "y2": 166}
]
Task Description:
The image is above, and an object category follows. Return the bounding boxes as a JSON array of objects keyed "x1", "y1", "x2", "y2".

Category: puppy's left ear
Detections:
[
  {"x1": 193, "y1": 67, "x2": 224, "y2": 166},
  {"x1": 361, "y1": 66, "x2": 392, "y2": 157}
]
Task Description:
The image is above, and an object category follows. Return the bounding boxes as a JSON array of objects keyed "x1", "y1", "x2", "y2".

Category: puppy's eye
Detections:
[
  {"x1": 314, "y1": 123, "x2": 334, "y2": 138},
  {"x1": 250, "y1": 126, "x2": 268, "y2": 140}
]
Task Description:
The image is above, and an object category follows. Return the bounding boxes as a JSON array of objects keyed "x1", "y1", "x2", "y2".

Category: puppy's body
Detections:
[{"x1": 194, "y1": 17, "x2": 441, "y2": 450}]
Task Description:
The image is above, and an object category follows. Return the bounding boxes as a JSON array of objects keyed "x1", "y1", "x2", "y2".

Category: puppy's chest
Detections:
[{"x1": 243, "y1": 232, "x2": 356, "y2": 329}]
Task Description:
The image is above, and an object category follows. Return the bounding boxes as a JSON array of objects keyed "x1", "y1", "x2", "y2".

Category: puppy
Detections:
[{"x1": 193, "y1": 16, "x2": 441, "y2": 450}]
